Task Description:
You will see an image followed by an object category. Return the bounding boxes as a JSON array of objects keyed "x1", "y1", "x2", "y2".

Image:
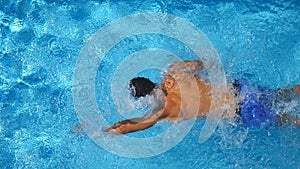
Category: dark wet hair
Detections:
[{"x1": 129, "y1": 77, "x2": 156, "y2": 97}]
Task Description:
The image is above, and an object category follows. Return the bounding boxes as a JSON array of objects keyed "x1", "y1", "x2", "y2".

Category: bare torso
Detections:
[
  {"x1": 106, "y1": 60, "x2": 239, "y2": 134},
  {"x1": 161, "y1": 74, "x2": 237, "y2": 121}
]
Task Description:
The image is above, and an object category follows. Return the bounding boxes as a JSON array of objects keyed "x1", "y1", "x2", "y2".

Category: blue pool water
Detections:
[{"x1": 1, "y1": 0, "x2": 300, "y2": 168}]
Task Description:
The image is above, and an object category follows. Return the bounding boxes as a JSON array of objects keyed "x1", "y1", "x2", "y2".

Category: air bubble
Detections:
[
  {"x1": 48, "y1": 37, "x2": 59, "y2": 51},
  {"x1": 61, "y1": 2, "x2": 69, "y2": 10},
  {"x1": 10, "y1": 18, "x2": 25, "y2": 32},
  {"x1": 1, "y1": 15, "x2": 11, "y2": 27}
]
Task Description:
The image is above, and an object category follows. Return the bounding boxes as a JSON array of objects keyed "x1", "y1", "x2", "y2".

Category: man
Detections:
[{"x1": 105, "y1": 60, "x2": 300, "y2": 134}]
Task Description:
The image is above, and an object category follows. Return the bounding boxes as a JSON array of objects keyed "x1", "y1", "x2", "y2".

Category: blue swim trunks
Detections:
[{"x1": 233, "y1": 80, "x2": 278, "y2": 128}]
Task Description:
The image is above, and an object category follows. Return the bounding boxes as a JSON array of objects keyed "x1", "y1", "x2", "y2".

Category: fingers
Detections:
[
  {"x1": 111, "y1": 122, "x2": 122, "y2": 129},
  {"x1": 104, "y1": 121, "x2": 132, "y2": 134},
  {"x1": 103, "y1": 126, "x2": 123, "y2": 134},
  {"x1": 106, "y1": 128, "x2": 123, "y2": 134},
  {"x1": 106, "y1": 124, "x2": 128, "y2": 134}
]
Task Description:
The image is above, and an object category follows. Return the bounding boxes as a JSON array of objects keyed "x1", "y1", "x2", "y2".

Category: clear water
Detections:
[{"x1": 1, "y1": 0, "x2": 300, "y2": 168}]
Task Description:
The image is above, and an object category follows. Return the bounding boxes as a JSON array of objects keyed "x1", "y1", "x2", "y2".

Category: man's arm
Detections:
[
  {"x1": 105, "y1": 109, "x2": 167, "y2": 134},
  {"x1": 105, "y1": 88, "x2": 167, "y2": 134},
  {"x1": 105, "y1": 90, "x2": 182, "y2": 134},
  {"x1": 168, "y1": 60, "x2": 204, "y2": 73}
]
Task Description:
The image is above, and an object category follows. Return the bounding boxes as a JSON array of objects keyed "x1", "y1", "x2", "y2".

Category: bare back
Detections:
[{"x1": 162, "y1": 73, "x2": 237, "y2": 120}]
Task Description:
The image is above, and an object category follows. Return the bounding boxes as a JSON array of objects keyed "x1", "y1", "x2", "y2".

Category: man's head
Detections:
[{"x1": 129, "y1": 77, "x2": 156, "y2": 97}]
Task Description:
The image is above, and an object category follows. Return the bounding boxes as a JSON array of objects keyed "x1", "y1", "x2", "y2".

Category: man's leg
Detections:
[
  {"x1": 276, "y1": 85, "x2": 300, "y2": 102},
  {"x1": 276, "y1": 85, "x2": 300, "y2": 127},
  {"x1": 277, "y1": 114, "x2": 300, "y2": 127}
]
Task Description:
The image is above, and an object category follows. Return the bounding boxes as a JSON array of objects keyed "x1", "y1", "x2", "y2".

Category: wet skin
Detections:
[{"x1": 105, "y1": 60, "x2": 300, "y2": 134}]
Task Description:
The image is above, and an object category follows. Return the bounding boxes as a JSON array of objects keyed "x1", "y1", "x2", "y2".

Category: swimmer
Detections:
[{"x1": 105, "y1": 60, "x2": 300, "y2": 134}]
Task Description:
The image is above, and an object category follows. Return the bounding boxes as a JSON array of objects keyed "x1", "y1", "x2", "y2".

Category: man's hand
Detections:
[
  {"x1": 104, "y1": 109, "x2": 165, "y2": 134},
  {"x1": 104, "y1": 120, "x2": 137, "y2": 134}
]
